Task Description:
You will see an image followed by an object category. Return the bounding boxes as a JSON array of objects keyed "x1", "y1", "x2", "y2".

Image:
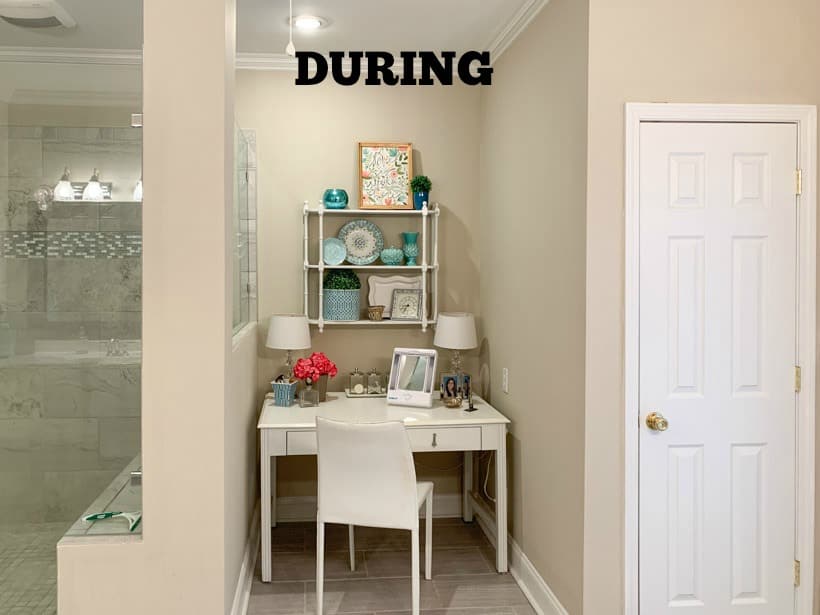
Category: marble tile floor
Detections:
[
  {"x1": 0, "y1": 521, "x2": 66, "y2": 615},
  {"x1": 250, "y1": 519, "x2": 535, "y2": 615}
]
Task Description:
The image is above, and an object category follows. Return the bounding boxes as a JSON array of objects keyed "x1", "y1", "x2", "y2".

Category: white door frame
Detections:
[{"x1": 624, "y1": 103, "x2": 817, "y2": 615}]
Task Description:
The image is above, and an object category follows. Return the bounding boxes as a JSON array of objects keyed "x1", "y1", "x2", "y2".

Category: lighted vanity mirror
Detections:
[{"x1": 387, "y1": 348, "x2": 438, "y2": 408}]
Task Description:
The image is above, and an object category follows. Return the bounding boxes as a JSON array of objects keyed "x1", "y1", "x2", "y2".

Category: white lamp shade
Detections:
[
  {"x1": 82, "y1": 169, "x2": 104, "y2": 201},
  {"x1": 54, "y1": 167, "x2": 74, "y2": 201},
  {"x1": 266, "y1": 314, "x2": 311, "y2": 350},
  {"x1": 433, "y1": 312, "x2": 478, "y2": 350}
]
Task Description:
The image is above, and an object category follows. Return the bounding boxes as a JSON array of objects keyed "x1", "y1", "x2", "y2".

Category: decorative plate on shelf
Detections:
[
  {"x1": 338, "y1": 219, "x2": 384, "y2": 265},
  {"x1": 322, "y1": 238, "x2": 347, "y2": 266}
]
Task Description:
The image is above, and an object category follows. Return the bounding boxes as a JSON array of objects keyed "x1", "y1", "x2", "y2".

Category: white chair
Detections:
[{"x1": 316, "y1": 417, "x2": 433, "y2": 615}]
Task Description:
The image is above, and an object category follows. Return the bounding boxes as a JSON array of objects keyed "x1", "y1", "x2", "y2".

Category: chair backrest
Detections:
[{"x1": 316, "y1": 417, "x2": 419, "y2": 530}]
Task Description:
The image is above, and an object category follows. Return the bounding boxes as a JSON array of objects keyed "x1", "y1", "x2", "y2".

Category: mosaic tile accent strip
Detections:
[
  {"x1": 0, "y1": 232, "x2": 141, "y2": 259},
  {"x1": 0, "y1": 232, "x2": 46, "y2": 258},
  {"x1": 46, "y1": 232, "x2": 142, "y2": 259}
]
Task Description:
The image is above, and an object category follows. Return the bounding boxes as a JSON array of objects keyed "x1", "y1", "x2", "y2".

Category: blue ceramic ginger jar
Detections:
[
  {"x1": 380, "y1": 246, "x2": 404, "y2": 266},
  {"x1": 323, "y1": 188, "x2": 349, "y2": 209}
]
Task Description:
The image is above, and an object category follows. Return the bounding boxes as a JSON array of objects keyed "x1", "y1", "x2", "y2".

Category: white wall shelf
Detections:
[
  {"x1": 302, "y1": 200, "x2": 440, "y2": 332},
  {"x1": 305, "y1": 208, "x2": 429, "y2": 216}
]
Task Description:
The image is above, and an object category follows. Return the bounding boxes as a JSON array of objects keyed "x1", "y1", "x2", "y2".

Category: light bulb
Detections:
[
  {"x1": 294, "y1": 15, "x2": 321, "y2": 30},
  {"x1": 53, "y1": 167, "x2": 74, "y2": 201},
  {"x1": 82, "y1": 168, "x2": 104, "y2": 201},
  {"x1": 133, "y1": 177, "x2": 143, "y2": 202}
]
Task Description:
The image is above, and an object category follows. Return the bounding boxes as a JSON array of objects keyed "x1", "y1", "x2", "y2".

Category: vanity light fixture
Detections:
[
  {"x1": 53, "y1": 167, "x2": 74, "y2": 201},
  {"x1": 81, "y1": 168, "x2": 104, "y2": 201}
]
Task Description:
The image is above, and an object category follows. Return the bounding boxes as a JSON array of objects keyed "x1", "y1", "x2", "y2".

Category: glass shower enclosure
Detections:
[{"x1": 0, "y1": 120, "x2": 143, "y2": 612}]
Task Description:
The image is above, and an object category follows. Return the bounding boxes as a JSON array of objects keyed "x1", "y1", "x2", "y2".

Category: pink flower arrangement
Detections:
[
  {"x1": 309, "y1": 352, "x2": 338, "y2": 378},
  {"x1": 293, "y1": 352, "x2": 337, "y2": 384}
]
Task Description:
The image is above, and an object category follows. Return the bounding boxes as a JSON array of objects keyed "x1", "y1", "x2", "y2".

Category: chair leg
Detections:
[
  {"x1": 411, "y1": 527, "x2": 420, "y2": 615},
  {"x1": 348, "y1": 524, "x2": 355, "y2": 571},
  {"x1": 425, "y1": 491, "x2": 433, "y2": 580},
  {"x1": 316, "y1": 521, "x2": 325, "y2": 615}
]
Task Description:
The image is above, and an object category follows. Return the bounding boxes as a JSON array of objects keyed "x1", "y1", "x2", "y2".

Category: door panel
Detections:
[{"x1": 639, "y1": 122, "x2": 797, "y2": 614}]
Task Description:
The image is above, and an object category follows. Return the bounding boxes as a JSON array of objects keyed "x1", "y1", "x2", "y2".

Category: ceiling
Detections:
[{"x1": 0, "y1": 0, "x2": 541, "y2": 56}]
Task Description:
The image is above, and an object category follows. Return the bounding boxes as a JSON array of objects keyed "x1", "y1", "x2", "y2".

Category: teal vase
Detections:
[{"x1": 401, "y1": 232, "x2": 419, "y2": 266}]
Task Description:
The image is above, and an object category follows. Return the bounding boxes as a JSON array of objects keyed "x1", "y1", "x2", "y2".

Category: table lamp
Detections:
[
  {"x1": 433, "y1": 312, "x2": 478, "y2": 375},
  {"x1": 266, "y1": 314, "x2": 311, "y2": 378}
]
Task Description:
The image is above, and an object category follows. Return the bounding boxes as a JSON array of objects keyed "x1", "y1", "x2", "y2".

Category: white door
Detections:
[{"x1": 639, "y1": 122, "x2": 798, "y2": 614}]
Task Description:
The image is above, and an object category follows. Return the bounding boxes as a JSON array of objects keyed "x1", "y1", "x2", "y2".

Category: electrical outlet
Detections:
[{"x1": 502, "y1": 368, "x2": 509, "y2": 394}]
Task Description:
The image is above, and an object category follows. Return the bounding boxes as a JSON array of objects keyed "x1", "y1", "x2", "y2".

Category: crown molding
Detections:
[
  {"x1": 0, "y1": 0, "x2": 549, "y2": 72},
  {"x1": 9, "y1": 88, "x2": 140, "y2": 107},
  {"x1": 0, "y1": 46, "x2": 142, "y2": 65},
  {"x1": 485, "y1": 0, "x2": 549, "y2": 63},
  {"x1": 235, "y1": 52, "x2": 295, "y2": 70}
]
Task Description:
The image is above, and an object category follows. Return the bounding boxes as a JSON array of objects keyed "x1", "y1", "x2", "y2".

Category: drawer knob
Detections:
[{"x1": 432, "y1": 433, "x2": 437, "y2": 447}]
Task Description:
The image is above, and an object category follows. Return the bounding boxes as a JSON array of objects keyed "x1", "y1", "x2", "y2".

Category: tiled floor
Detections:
[
  {"x1": 250, "y1": 519, "x2": 534, "y2": 615},
  {"x1": 0, "y1": 522, "x2": 65, "y2": 615}
]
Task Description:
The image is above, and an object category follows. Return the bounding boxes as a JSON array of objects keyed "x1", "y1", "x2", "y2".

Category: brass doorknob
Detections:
[{"x1": 646, "y1": 412, "x2": 669, "y2": 432}]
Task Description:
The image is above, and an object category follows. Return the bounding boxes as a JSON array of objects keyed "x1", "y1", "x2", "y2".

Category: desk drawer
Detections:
[
  {"x1": 287, "y1": 431, "x2": 317, "y2": 455},
  {"x1": 407, "y1": 427, "x2": 481, "y2": 452}
]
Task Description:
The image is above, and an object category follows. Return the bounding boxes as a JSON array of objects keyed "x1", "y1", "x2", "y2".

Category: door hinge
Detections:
[
  {"x1": 794, "y1": 559, "x2": 801, "y2": 587},
  {"x1": 796, "y1": 169, "x2": 803, "y2": 196},
  {"x1": 795, "y1": 366, "x2": 802, "y2": 393}
]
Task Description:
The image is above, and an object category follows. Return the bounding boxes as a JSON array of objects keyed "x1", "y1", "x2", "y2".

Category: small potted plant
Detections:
[
  {"x1": 410, "y1": 175, "x2": 432, "y2": 210},
  {"x1": 323, "y1": 270, "x2": 361, "y2": 321}
]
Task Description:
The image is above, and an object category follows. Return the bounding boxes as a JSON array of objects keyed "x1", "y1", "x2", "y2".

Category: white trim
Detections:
[
  {"x1": 0, "y1": 46, "x2": 141, "y2": 65},
  {"x1": 235, "y1": 52, "x2": 296, "y2": 71},
  {"x1": 275, "y1": 493, "x2": 463, "y2": 522},
  {"x1": 623, "y1": 102, "x2": 817, "y2": 615},
  {"x1": 469, "y1": 493, "x2": 567, "y2": 615},
  {"x1": 231, "y1": 320, "x2": 256, "y2": 350},
  {"x1": 0, "y1": 1, "x2": 549, "y2": 71},
  {"x1": 230, "y1": 502, "x2": 260, "y2": 615},
  {"x1": 484, "y1": 0, "x2": 549, "y2": 64}
]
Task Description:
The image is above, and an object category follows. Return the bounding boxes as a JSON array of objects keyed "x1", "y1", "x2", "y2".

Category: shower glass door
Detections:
[{"x1": 0, "y1": 3, "x2": 143, "y2": 613}]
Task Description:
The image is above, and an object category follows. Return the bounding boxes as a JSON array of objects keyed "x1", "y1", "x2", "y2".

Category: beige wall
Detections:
[
  {"x1": 225, "y1": 324, "x2": 260, "y2": 613},
  {"x1": 235, "y1": 71, "x2": 482, "y2": 501},
  {"x1": 57, "y1": 0, "x2": 242, "y2": 613},
  {"x1": 479, "y1": 1, "x2": 588, "y2": 612},
  {"x1": 583, "y1": 1, "x2": 820, "y2": 613}
]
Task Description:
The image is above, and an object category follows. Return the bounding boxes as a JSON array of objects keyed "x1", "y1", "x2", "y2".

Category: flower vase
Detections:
[
  {"x1": 317, "y1": 374, "x2": 328, "y2": 402},
  {"x1": 401, "y1": 232, "x2": 419, "y2": 266},
  {"x1": 299, "y1": 381, "x2": 319, "y2": 407}
]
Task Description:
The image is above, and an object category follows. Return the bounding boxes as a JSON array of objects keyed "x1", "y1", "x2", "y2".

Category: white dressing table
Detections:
[{"x1": 257, "y1": 394, "x2": 510, "y2": 582}]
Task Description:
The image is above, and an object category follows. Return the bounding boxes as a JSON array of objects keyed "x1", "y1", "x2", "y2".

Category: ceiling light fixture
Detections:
[{"x1": 293, "y1": 15, "x2": 323, "y2": 30}]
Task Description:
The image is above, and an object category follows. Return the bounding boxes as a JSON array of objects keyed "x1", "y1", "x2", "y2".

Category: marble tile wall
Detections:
[
  {"x1": 0, "y1": 124, "x2": 142, "y2": 522},
  {"x1": 0, "y1": 364, "x2": 141, "y2": 521}
]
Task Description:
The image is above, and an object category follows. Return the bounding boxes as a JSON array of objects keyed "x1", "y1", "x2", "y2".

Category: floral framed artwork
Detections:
[{"x1": 359, "y1": 142, "x2": 413, "y2": 209}]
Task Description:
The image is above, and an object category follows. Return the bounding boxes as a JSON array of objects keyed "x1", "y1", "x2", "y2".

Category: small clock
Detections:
[{"x1": 390, "y1": 289, "x2": 423, "y2": 321}]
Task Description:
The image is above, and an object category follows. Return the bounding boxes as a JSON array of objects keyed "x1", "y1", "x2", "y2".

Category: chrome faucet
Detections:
[{"x1": 106, "y1": 338, "x2": 129, "y2": 357}]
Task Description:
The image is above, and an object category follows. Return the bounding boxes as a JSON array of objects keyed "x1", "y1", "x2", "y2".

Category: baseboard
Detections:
[
  {"x1": 230, "y1": 502, "x2": 260, "y2": 615},
  {"x1": 469, "y1": 492, "x2": 568, "y2": 615},
  {"x1": 275, "y1": 493, "x2": 463, "y2": 522}
]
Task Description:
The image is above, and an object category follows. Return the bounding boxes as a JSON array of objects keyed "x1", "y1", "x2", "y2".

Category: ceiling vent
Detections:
[{"x1": 0, "y1": 0, "x2": 76, "y2": 28}]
